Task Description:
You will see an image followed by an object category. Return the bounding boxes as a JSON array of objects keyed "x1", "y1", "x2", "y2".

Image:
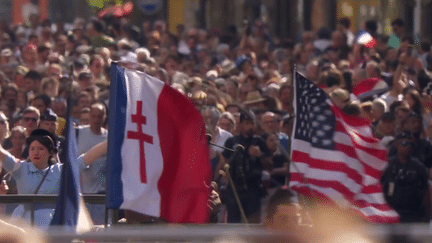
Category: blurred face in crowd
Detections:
[
  {"x1": 396, "y1": 138, "x2": 414, "y2": 158},
  {"x1": 403, "y1": 93, "x2": 417, "y2": 110},
  {"x1": 17, "y1": 91, "x2": 28, "y2": 110},
  {"x1": 39, "y1": 120, "x2": 57, "y2": 135},
  {"x1": 377, "y1": 119, "x2": 395, "y2": 136},
  {"x1": 265, "y1": 133, "x2": 279, "y2": 153},
  {"x1": 240, "y1": 61, "x2": 253, "y2": 75},
  {"x1": 261, "y1": 113, "x2": 279, "y2": 134},
  {"x1": 78, "y1": 95, "x2": 91, "y2": 111},
  {"x1": 78, "y1": 77, "x2": 92, "y2": 89},
  {"x1": 48, "y1": 65, "x2": 62, "y2": 79},
  {"x1": 280, "y1": 59, "x2": 291, "y2": 75},
  {"x1": 279, "y1": 86, "x2": 293, "y2": 105},
  {"x1": 38, "y1": 48, "x2": 51, "y2": 63},
  {"x1": 24, "y1": 78, "x2": 37, "y2": 93},
  {"x1": 21, "y1": 112, "x2": 39, "y2": 134},
  {"x1": 240, "y1": 119, "x2": 255, "y2": 138},
  {"x1": 238, "y1": 84, "x2": 253, "y2": 102},
  {"x1": 23, "y1": 47, "x2": 38, "y2": 64},
  {"x1": 80, "y1": 112, "x2": 90, "y2": 126},
  {"x1": 331, "y1": 31, "x2": 345, "y2": 49},
  {"x1": 11, "y1": 130, "x2": 26, "y2": 150},
  {"x1": 51, "y1": 99, "x2": 67, "y2": 118},
  {"x1": 0, "y1": 112, "x2": 9, "y2": 141},
  {"x1": 306, "y1": 62, "x2": 318, "y2": 82},
  {"x1": 30, "y1": 98, "x2": 47, "y2": 114},
  {"x1": 392, "y1": 24, "x2": 403, "y2": 37},
  {"x1": 90, "y1": 58, "x2": 104, "y2": 76},
  {"x1": 218, "y1": 117, "x2": 234, "y2": 134},
  {"x1": 89, "y1": 104, "x2": 106, "y2": 130},
  {"x1": 201, "y1": 109, "x2": 217, "y2": 133},
  {"x1": 403, "y1": 116, "x2": 422, "y2": 135},
  {"x1": 164, "y1": 57, "x2": 179, "y2": 75},
  {"x1": 13, "y1": 73, "x2": 25, "y2": 88},
  {"x1": 3, "y1": 89, "x2": 18, "y2": 103},
  {"x1": 86, "y1": 23, "x2": 97, "y2": 37}
]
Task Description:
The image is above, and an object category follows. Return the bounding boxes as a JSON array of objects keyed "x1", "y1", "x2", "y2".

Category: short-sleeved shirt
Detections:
[
  {"x1": 2, "y1": 152, "x2": 67, "y2": 228},
  {"x1": 76, "y1": 125, "x2": 108, "y2": 194},
  {"x1": 3, "y1": 153, "x2": 62, "y2": 194}
]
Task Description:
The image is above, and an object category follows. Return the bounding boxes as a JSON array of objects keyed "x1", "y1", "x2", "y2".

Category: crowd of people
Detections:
[{"x1": 0, "y1": 10, "x2": 430, "y2": 229}]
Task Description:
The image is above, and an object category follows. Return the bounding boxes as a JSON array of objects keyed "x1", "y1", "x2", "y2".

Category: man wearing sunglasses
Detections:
[
  {"x1": 380, "y1": 130, "x2": 431, "y2": 223},
  {"x1": 19, "y1": 106, "x2": 40, "y2": 135}
]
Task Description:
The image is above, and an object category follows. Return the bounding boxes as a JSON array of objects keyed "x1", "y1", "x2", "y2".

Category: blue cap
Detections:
[{"x1": 235, "y1": 55, "x2": 250, "y2": 69}]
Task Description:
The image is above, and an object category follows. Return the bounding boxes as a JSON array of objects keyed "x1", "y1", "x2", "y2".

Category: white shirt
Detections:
[
  {"x1": 379, "y1": 91, "x2": 403, "y2": 110},
  {"x1": 213, "y1": 127, "x2": 233, "y2": 152}
]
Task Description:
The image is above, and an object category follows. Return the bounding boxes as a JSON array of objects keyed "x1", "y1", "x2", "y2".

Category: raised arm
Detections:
[
  {"x1": 83, "y1": 140, "x2": 108, "y2": 166},
  {"x1": 0, "y1": 145, "x2": 9, "y2": 165}
]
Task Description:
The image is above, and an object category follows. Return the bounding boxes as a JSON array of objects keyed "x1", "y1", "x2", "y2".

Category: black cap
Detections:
[
  {"x1": 78, "y1": 71, "x2": 92, "y2": 80},
  {"x1": 239, "y1": 109, "x2": 255, "y2": 122},
  {"x1": 26, "y1": 129, "x2": 57, "y2": 153},
  {"x1": 40, "y1": 108, "x2": 58, "y2": 122}
]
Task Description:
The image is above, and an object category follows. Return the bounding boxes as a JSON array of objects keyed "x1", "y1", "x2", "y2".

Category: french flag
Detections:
[
  {"x1": 106, "y1": 63, "x2": 211, "y2": 223},
  {"x1": 357, "y1": 30, "x2": 376, "y2": 48}
]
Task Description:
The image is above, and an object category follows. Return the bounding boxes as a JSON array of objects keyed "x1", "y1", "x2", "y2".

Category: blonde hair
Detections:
[{"x1": 329, "y1": 88, "x2": 350, "y2": 103}]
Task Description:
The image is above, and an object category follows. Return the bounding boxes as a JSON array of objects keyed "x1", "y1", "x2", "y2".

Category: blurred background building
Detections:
[{"x1": 0, "y1": 0, "x2": 431, "y2": 41}]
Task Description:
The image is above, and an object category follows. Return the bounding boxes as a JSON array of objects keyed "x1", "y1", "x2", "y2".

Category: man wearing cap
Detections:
[
  {"x1": 236, "y1": 55, "x2": 254, "y2": 81},
  {"x1": 77, "y1": 71, "x2": 93, "y2": 90},
  {"x1": 220, "y1": 109, "x2": 271, "y2": 223},
  {"x1": 388, "y1": 112, "x2": 432, "y2": 169},
  {"x1": 39, "y1": 108, "x2": 64, "y2": 158},
  {"x1": 381, "y1": 130, "x2": 431, "y2": 222}
]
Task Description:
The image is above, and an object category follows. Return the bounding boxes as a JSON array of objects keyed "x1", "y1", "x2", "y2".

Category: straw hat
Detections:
[{"x1": 243, "y1": 91, "x2": 267, "y2": 105}]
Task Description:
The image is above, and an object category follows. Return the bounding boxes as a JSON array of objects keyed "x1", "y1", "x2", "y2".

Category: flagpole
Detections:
[
  {"x1": 220, "y1": 164, "x2": 249, "y2": 225},
  {"x1": 289, "y1": 67, "x2": 317, "y2": 226}
]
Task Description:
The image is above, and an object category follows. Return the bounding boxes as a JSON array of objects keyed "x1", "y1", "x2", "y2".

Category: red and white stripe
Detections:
[
  {"x1": 119, "y1": 69, "x2": 211, "y2": 223},
  {"x1": 290, "y1": 100, "x2": 399, "y2": 223}
]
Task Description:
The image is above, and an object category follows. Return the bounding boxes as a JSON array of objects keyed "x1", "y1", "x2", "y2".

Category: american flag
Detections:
[{"x1": 289, "y1": 72, "x2": 399, "y2": 223}]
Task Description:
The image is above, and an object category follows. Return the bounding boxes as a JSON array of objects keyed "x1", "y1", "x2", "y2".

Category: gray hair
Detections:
[
  {"x1": 220, "y1": 112, "x2": 236, "y2": 127},
  {"x1": 203, "y1": 106, "x2": 221, "y2": 128}
]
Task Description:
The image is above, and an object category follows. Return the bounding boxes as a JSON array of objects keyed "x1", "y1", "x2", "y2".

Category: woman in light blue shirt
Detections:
[{"x1": 0, "y1": 128, "x2": 107, "y2": 228}]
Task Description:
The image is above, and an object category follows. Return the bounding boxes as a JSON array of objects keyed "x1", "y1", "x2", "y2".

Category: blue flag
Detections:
[{"x1": 50, "y1": 115, "x2": 81, "y2": 229}]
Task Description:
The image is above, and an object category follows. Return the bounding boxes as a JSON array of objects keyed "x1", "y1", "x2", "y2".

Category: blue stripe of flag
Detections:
[
  {"x1": 50, "y1": 94, "x2": 80, "y2": 229},
  {"x1": 106, "y1": 63, "x2": 127, "y2": 209}
]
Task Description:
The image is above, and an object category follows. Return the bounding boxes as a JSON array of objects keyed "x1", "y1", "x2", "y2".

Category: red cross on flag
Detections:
[{"x1": 107, "y1": 63, "x2": 211, "y2": 223}]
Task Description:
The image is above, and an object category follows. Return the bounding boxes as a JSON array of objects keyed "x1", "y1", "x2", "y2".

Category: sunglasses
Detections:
[
  {"x1": 22, "y1": 117, "x2": 38, "y2": 122},
  {"x1": 400, "y1": 141, "x2": 414, "y2": 147}
]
